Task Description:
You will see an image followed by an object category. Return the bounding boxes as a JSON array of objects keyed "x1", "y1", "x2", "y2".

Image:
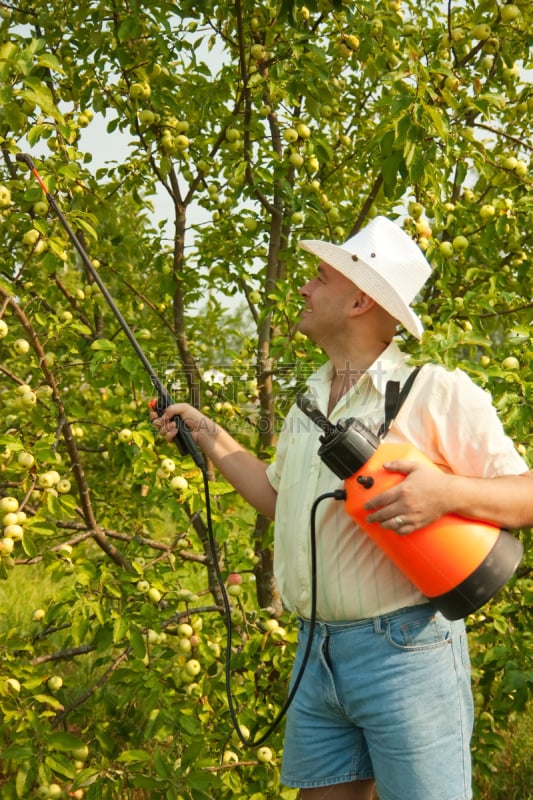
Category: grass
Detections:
[{"x1": 474, "y1": 710, "x2": 533, "y2": 800}]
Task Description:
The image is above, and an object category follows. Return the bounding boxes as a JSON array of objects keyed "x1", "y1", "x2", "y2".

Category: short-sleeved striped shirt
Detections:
[{"x1": 266, "y1": 341, "x2": 528, "y2": 620}]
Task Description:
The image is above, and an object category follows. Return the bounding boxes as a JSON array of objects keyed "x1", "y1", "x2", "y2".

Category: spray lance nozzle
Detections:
[{"x1": 296, "y1": 394, "x2": 380, "y2": 481}]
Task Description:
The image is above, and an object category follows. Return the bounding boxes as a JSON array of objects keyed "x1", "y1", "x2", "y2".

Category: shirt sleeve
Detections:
[
  {"x1": 265, "y1": 407, "x2": 295, "y2": 491},
  {"x1": 396, "y1": 365, "x2": 529, "y2": 478}
]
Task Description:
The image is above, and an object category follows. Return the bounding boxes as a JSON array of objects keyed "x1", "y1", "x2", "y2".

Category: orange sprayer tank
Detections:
[{"x1": 344, "y1": 442, "x2": 523, "y2": 619}]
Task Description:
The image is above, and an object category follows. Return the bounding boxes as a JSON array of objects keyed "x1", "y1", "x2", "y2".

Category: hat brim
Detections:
[{"x1": 299, "y1": 239, "x2": 425, "y2": 339}]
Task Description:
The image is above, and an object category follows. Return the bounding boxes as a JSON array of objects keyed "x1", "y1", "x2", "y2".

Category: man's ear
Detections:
[{"x1": 350, "y1": 291, "x2": 375, "y2": 315}]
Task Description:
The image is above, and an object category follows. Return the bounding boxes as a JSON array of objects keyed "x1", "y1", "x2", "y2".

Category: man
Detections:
[{"x1": 153, "y1": 216, "x2": 533, "y2": 800}]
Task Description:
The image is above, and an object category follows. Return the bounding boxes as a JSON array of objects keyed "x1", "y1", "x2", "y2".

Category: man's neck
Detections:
[{"x1": 326, "y1": 339, "x2": 391, "y2": 415}]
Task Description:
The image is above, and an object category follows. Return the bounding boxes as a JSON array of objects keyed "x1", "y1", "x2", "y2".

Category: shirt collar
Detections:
[
  {"x1": 303, "y1": 340, "x2": 410, "y2": 416},
  {"x1": 307, "y1": 341, "x2": 408, "y2": 394},
  {"x1": 364, "y1": 340, "x2": 409, "y2": 396}
]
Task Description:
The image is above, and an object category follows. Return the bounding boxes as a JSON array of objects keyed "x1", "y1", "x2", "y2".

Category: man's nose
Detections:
[{"x1": 299, "y1": 278, "x2": 314, "y2": 297}]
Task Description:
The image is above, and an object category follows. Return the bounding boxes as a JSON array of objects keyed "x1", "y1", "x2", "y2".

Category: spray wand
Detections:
[{"x1": 15, "y1": 152, "x2": 205, "y2": 470}]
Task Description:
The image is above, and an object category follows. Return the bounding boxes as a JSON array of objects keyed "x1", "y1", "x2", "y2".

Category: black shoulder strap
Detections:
[{"x1": 378, "y1": 365, "x2": 422, "y2": 438}]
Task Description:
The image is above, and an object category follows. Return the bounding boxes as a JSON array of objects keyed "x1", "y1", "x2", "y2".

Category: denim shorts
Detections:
[{"x1": 281, "y1": 604, "x2": 474, "y2": 800}]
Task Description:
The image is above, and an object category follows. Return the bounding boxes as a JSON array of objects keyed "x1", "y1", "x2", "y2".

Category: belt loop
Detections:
[{"x1": 373, "y1": 615, "x2": 383, "y2": 634}]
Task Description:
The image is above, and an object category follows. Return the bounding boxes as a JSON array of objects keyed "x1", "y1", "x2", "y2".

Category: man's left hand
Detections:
[{"x1": 364, "y1": 460, "x2": 451, "y2": 534}]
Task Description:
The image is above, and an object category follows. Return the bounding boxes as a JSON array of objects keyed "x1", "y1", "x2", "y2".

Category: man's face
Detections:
[{"x1": 297, "y1": 261, "x2": 360, "y2": 345}]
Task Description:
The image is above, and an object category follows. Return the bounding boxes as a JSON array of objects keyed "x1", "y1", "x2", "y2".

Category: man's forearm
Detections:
[
  {"x1": 196, "y1": 422, "x2": 277, "y2": 520},
  {"x1": 445, "y1": 471, "x2": 533, "y2": 531}
]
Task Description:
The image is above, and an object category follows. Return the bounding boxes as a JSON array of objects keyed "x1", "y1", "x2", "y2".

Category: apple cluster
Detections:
[{"x1": 0, "y1": 495, "x2": 25, "y2": 558}]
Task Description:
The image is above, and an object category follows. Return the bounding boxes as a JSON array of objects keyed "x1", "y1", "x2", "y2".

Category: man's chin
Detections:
[{"x1": 295, "y1": 317, "x2": 315, "y2": 341}]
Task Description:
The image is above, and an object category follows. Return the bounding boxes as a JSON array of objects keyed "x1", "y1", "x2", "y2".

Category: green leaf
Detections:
[
  {"x1": 128, "y1": 626, "x2": 146, "y2": 659},
  {"x1": 23, "y1": 518, "x2": 57, "y2": 536},
  {"x1": 90, "y1": 339, "x2": 116, "y2": 351},
  {"x1": 47, "y1": 731, "x2": 87, "y2": 752},
  {"x1": 425, "y1": 105, "x2": 449, "y2": 139},
  {"x1": 36, "y1": 52, "x2": 65, "y2": 74},
  {"x1": 116, "y1": 749, "x2": 151, "y2": 763},
  {"x1": 44, "y1": 752, "x2": 77, "y2": 779}
]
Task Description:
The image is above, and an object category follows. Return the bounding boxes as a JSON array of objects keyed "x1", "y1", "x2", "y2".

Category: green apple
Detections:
[
  {"x1": 17, "y1": 451, "x2": 35, "y2": 468},
  {"x1": 178, "y1": 622, "x2": 194, "y2": 638},
  {"x1": 33, "y1": 200, "x2": 48, "y2": 217},
  {"x1": 4, "y1": 524, "x2": 23, "y2": 540},
  {"x1": 296, "y1": 122, "x2": 311, "y2": 139},
  {"x1": 471, "y1": 23, "x2": 491, "y2": 40},
  {"x1": 230, "y1": 608, "x2": 243, "y2": 625},
  {"x1": 56, "y1": 479, "x2": 71, "y2": 494},
  {"x1": 170, "y1": 475, "x2": 188, "y2": 491},
  {"x1": 0, "y1": 185, "x2": 12, "y2": 208},
  {"x1": 175, "y1": 134, "x2": 190, "y2": 150},
  {"x1": 138, "y1": 109, "x2": 155, "y2": 125},
  {"x1": 32, "y1": 608, "x2": 45, "y2": 621},
  {"x1": 289, "y1": 152, "x2": 304, "y2": 168},
  {"x1": 500, "y1": 4, "x2": 520, "y2": 23},
  {"x1": 136, "y1": 580, "x2": 150, "y2": 593},
  {"x1": 207, "y1": 640, "x2": 221, "y2": 658},
  {"x1": 148, "y1": 587, "x2": 162, "y2": 603},
  {"x1": 160, "y1": 458, "x2": 176, "y2": 473},
  {"x1": 283, "y1": 127, "x2": 299, "y2": 144},
  {"x1": 0, "y1": 319, "x2": 8, "y2": 338},
  {"x1": 257, "y1": 746, "x2": 273, "y2": 763},
  {"x1": 452, "y1": 235, "x2": 469, "y2": 252},
  {"x1": 184, "y1": 658, "x2": 201, "y2": 677},
  {"x1": 0, "y1": 497, "x2": 19, "y2": 514},
  {"x1": 22, "y1": 228, "x2": 40, "y2": 247},
  {"x1": 415, "y1": 220, "x2": 432, "y2": 238},
  {"x1": 479, "y1": 204, "x2": 495, "y2": 219},
  {"x1": 5, "y1": 677, "x2": 21, "y2": 693},
  {"x1": 129, "y1": 82, "x2": 145, "y2": 99},
  {"x1": 250, "y1": 43, "x2": 266, "y2": 60},
  {"x1": 178, "y1": 637, "x2": 192, "y2": 654},
  {"x1": 408, "y1": 201, "x2": 424, "y2": 220},
  {"x1": 502, "y1": 155, "x2": 518, "y2": 170},
  {"x1": 20, "y1": 390, "x2": 37, "y2": 406},
  {"x1": 38, "y1": 470, "x2": 60, "y2": 488},
  {"x1": 344, "y1": 34, "x2": 360, "y2": 50},
  {"x1": 444, "y1": 76, "x2": 460, "y2": 92},
  {"x1": 514, "y1": 160, "x2": 527, "y2": 178},
  {"x1": 13, "y1": 338, "x2": 30, "y2": 355},
  {"x1": 118, "y1": 428, "x2": 132, "y2": 443},
  {"x1": 72, "y1": 744, "x2": 89, "y2": 761},
  {"x1": 501, "y1": 356, "x2": 519, "y2": 370},
  {"x1": 222, "y1": 750, "x2": 239, "y2": 764},
  {"x1": 47, "y1": 675, "x2": 63, "y2": 691},
  {"x1": 1, "y1": 537, "x2": 15, "y2": 555}
]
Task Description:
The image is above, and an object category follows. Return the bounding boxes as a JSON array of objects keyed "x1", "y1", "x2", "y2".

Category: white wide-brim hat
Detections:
[{"x1": 299, "y1": 216, "x2": 432, "y2": 339}]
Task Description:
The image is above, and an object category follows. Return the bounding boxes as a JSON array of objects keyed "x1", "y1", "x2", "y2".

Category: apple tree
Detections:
[{"x1": 0, "y1": 0, "x2": 531, "y2": 797}]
